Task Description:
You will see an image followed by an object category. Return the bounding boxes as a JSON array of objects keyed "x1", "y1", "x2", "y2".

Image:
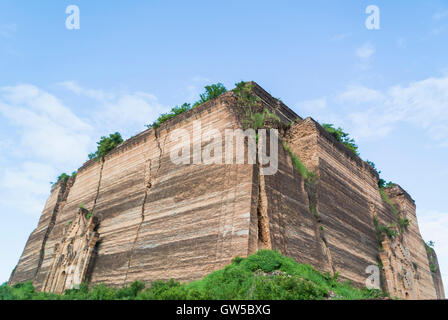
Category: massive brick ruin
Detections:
[{"x1": 9, "y1": 82, "x2": 444, "y2": 299}]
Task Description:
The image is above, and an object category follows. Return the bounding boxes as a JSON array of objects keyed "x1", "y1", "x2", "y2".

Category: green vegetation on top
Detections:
[
  {"x1": 233, "y1": 81, "x2": 271, "y2": 132},
  {"x1": 147, "y1": 103, "x2": 192, "y2": 130},
  {"x1": 146, "y1": 83, "x2": 227, "y2": 129},
  {"x1": 56, "y1": 173, "x2": 70, "y2": 184},
  {"x1": 234, "y1": 81, "x2": 259, "y2": 108},
  {"x1": 365, "y1": 162, "x2": 408, "y2": 234},
  {"x1": 366, "y1": 160, "x2": 396, "y2": 189},
  {"x1": 88, "y1": 132, "x2": 123, "y2": 161},
  {"x1": 52, "y1": 171, "x2": 77, "y2": 186},
  {"x1": 193, "y1": 83, "x2": 227, "y2": 107},
  {"x1": 0, "y1": 250, "x2": 387, "y2": 300},
  {"x1": 321, "y1": 123, "x2": 359, "y2": 156}
]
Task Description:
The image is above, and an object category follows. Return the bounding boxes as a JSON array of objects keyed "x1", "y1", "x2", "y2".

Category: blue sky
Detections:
[{"x1": 1, "y1": 0, "x2": 447, "y2": 293}]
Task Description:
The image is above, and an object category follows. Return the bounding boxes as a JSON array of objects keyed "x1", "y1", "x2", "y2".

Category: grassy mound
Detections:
[{"x1": 1, "y1": 250, "x2": 387, "y2": 300}]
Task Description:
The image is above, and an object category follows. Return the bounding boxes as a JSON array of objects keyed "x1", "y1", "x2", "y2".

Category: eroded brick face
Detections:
[{"x1": 9, "y1": 83, "x2": 444, "y2": 299}]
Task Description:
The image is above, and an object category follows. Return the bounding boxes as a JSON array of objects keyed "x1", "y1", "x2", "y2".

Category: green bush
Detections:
[
  {"x1": 365, "y1": 160, "x2": 395, "y2": 189},
  {"x1": 88, "y1": 132, "x2": 123, "y2": 161},
  {"x1": 146, "y1": 83, "x2": 227, "y2": 129},
  {"x1": 373, "y1": 216, "x2": 398, "y2": 241},
  {"x1": 234, "y1": 81, "x2": 259, "y2": 108},
  {"x1": 192, "y1": 83, "x2": 227, "y2": 107},
  {"x1": 385, "y1": 182, "x2": 395, "y2": 188},
  {"x1": 1, "y1": 250, "x2": 387, "y2": 300},
  {"x1": 373, "y1": 216, "x2": 398, "y2": 246},
  {"x1": 379, "y1": 224, "x2": 398, "y2": 238},
  {"x1": 147, "y1": 103, "x2": 192, "y2": 129},
  {"x1": 321, "y1": 123, "x2": 359, "y2": 156},
  {"x1": 55, "y1": 173, "x2": 70, "y2": 184}
]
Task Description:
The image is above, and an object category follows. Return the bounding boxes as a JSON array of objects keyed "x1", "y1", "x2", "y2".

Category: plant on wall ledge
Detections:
[
  {"x1": 321, "y1": 123, "x2": 359, "y2": 156},
  {"x1": 88, "y1": 132, "x2": 123, "y2": 161},
  {"x1": 146, "y1": 83, "x2": 227, "y2": 129},
  {"x1": 192, "y1": 83, "x2": 227, "y2": 107}
]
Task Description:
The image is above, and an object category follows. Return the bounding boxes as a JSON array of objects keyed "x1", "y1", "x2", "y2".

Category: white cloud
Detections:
[
  {"x1": 0, "y1": 162, "x2": 56, "y2": 217},
  {"x1": 337, "y1": 85, "x2": 385, "y2": 105},
  {"x1": 355, "y1": 43, "x2": 375, "y2": 71},
  {"x1": 96, "y1": 92, "x2": 168, "y2": 135},
  {"x1": 185, "y1": 76, "x2": 211, "y2": 101},
  {"x1": 59, "y1": 81, "x2": 169, "y2": 136},
  {"x1": 430, "y1": 26, "x2": 446, "y2": 36},
  {"x1": 297, "y1": 97, "x2": 327, "y2": 111},
  {"x1": 331, "y1": 32, "x2": 352, "y2": 41},
  {"x1": 59, "y1": 81, "x2": 115, "y2": 101},
  {"x1": 0, "y1": 24, "x2": 17, "y2": 38},
  {"x1": 0, "y1": 82, "x2": 169, "y2": 219},
  {"x1": 429, "y1": 9, "x2": 448, "y2": 36},
  {"x1": 298, "y1": 76, "x2": 448, "y2": 144},
  {"x1": 0, "y1": 84, "x2": 92, "y2": 166},
  {"x1": 396, "y1": 37, "x2": 407, "y2": 49},
  {"x1": 356, "y1": 43, "x2": 375, "y2": 60},
  {"x1": 433, "y1": 10, "x2": 448, "y2": 21}
]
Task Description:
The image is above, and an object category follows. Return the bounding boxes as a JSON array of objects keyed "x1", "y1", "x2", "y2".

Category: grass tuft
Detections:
[{"x1": 281, "y1": 141, "x2": 316, "y2": 183}]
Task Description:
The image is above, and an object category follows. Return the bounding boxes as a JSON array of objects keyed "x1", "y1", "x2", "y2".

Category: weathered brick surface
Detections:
[{"x1": 9, "y1": 83, "x2": 443, "y2": 299}]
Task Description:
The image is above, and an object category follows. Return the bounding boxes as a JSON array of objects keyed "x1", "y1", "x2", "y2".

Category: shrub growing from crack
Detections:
[
  {"x1": 398, "y1": 217, "x2": 410, "y2": 231},
  {"x1": 244, "y1": 109, "x2": 281, "y2": 131},
  {"x1": 373, "y1": 216, "x2": 398, "y2": 247}
]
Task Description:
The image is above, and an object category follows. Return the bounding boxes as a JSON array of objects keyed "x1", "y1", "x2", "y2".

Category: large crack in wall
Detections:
[
  {"x1": 123, "y1": 131, "x2": 167, "y2": 284},
  {"x1": 256, "y1": 163, "x2": 272, "y2": 250},
  {"x1": 33, "y1": 176, "x2": 76, "y2": 281},
  {"x1": 281, "y1": 135, "x2": 336, "y2": 276},
  {"x1": 92, "y1": 159, "x2": 105, "y2": 216},
  {"x1": 72, "y1": 158, "x2": 105, "y2": 286},
  {"x1": 304, "y1": 180, "x2": 335, "y2": 275}
]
